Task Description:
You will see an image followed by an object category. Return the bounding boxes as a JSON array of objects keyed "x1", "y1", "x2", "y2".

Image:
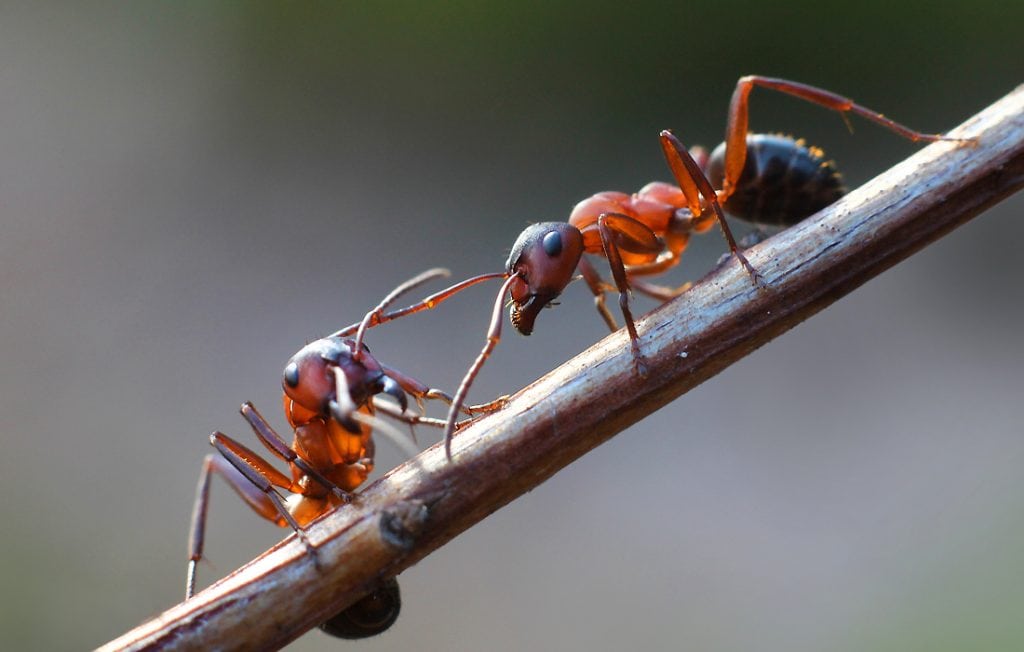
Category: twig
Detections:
[{"x1": 98, "y1": 84, "x2": 1024, "y2": 652}]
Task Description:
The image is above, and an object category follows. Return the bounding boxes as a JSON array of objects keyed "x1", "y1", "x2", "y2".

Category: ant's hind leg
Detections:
[
  {"x1": 719, "y1": 76, "x2": 964, "y2": 202},
  {"x1": 211, "y1": 435, "x2": 320, "y2": 553},
  {"x1": 186, "y1": 452, "x2": 306, "y2": 599}
]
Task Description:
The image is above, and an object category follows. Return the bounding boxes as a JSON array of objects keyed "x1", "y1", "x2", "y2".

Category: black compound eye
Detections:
[
  {"x1": 283, "y1": 362, "x2": 300, "y2": 388},
  {"x1": 542, "y1": 230, "x2": 562, "y2": 257}
]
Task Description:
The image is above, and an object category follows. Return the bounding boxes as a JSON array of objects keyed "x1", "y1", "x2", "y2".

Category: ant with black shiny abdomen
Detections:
[
  {"x1": 185, "y1": 268, "x2": 495, "y2": 639},
  {"x1": 336, "y1": 76, "x2": 971, "y2": 460}
]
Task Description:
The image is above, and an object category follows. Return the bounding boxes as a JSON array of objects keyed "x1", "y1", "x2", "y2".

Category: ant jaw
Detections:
[
  {"x1": 379, "y1": 376, "x2": 408, "y2": 414},
  {"x1": 509, "y1": 304, "x2": 529, "y2": 335},
  {"x1": 510, "y1": 291, "x2": 558, "y2": 336}
]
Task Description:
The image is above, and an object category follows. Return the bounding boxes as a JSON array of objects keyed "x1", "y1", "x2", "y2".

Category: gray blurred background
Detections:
[{"x1": 1, "y1": 3, "x2": 1022, "y2": 651}]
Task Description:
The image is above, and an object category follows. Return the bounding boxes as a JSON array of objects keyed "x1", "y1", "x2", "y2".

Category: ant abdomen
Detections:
[
  {"x1": 706, "y1": 133, "x2": 845, "y2": 226},
  {"x1": 319, "y1": 577, "x2": 402, "y2": 639}
]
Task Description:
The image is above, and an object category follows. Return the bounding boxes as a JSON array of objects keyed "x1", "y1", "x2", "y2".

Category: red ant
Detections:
[
  {"x1": 185, "y1": 269, "x2": 488, "y2": 639},
  {"x1": 334, "y1": 76, "x2": 967, "y2": 460}
]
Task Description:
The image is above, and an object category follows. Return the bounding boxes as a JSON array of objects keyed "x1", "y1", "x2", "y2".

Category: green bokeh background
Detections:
[{"x1": 1, "y1": 3, "x2": 1021, "y2": 650}]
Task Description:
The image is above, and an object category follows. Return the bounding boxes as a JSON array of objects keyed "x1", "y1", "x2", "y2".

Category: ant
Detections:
[
  {"x1": 332, "y1": 76, "x2": 968, "y2": 460},
  {"x1": 185, "y1": 268, "x2": 490, "y2": 639}
]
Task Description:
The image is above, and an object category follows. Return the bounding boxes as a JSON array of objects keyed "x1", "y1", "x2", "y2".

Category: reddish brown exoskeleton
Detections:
[
  {"x1": 338, "y1": 76, "x2": 968, "y2": 460},
  {"x1": 186, "y1": 269, "x2": 481, "y2": 639}
]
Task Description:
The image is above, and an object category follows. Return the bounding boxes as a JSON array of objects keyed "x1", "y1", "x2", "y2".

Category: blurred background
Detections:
[{"x1": 1, "y1": 3, "x2": 1022, "y2": 651}]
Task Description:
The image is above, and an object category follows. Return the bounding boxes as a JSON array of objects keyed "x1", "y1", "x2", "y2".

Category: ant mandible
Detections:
[
  {"x1": 336, "y1": 76, "x2": 965, "y2": 460},
  {"x1": 185, "y1": 269, "x2": 485, "y2": 639}
]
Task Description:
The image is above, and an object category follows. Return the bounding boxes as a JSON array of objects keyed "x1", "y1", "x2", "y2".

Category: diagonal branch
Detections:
[{"x1": 98, "y1": 84, "x2": 1024, "y2": 652}]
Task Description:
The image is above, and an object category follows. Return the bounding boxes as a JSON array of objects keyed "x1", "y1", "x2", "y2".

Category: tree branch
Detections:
[{"x1": 98, "y1": 84, "x2": 1024, "y2": 652}]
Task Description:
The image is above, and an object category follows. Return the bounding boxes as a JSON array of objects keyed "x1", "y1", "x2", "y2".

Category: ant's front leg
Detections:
[
  {"x1": 443, "y1": 274, "x2": 522, "y2": 460},
  {"x1": 241, "y1": 402, "x2": 353, "y2": 503},
  {"x1": 594, "y1": 212, "x2": 668, "y2": 375},
  {"x1": 374, "y1": 399, "x2": 499, "y2": 437},
  {"x1": 380, "y1": 363, "x2": 508, "y2": 417},
  {"x1": 577, "y1": 256, "x2": 620, "y2": 333}
]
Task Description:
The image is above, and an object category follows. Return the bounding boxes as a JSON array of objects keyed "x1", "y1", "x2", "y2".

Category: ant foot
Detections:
[
  {"x1": 332, "y1": 487, "x2": 356, "y2": 504},
  {"x1": 735, "y1": 251, "x2": 768, "y2": 290},
  {"x1": 630, "y1": 342, "x2": 649, "y2": 377},
  {"x1": 737, "y1": 248, "x2": 770, "y2": 286},
  {"x1": 293, "y1": 527, "x2": 323, "y2": 569},
  {"x1": 466, "y1": 394, "x2": 510, "y2": 415}
]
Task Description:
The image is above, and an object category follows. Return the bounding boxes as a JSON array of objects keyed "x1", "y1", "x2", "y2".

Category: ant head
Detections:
[
  {"x1": 282, "y1": 337, "x2": 385, "y2": 416},
  {"x1": 505, "y1": 222, "x2": 584, "y2": 335}
]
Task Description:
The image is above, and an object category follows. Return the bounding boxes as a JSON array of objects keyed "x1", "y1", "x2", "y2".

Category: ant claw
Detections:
[
  {"x1": 465, "y1": 394, "x2": 510, "y2": 415},
  {"x1": 333, "y1": 487, "x2": 355, "y2": 503},
  {"x1": 631, "y1": 346, "x2": 649, "y2": 378},
  {"x1": 749, "y1": 267, "x2": 769, "y2": 290}
]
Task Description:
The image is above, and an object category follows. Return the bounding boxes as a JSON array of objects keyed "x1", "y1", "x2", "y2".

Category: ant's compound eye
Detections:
[
  {"x1": 542, "y1": 230, "x2": 562, "y2": 257},
  {"x1": 283, "y1": 362, "x2": 300, "y2": 388}
]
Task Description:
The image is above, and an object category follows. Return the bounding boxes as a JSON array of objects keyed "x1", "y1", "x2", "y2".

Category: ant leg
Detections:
[
  {"x1": 594, "y1": 216, "x2": 647, "y2": 353},
  {"x1": 373, "y1": 399, "x2": 493, "y2": 446},
  {"x1": 374, "y1": 398, "x2": 447, "y2": 429},
  {"x1": 660, "y1": 131, "x2": 763, "y2": 285},
  {"x1": 209, "y1": 432, "x2": 318, "y2": 554},
  {"x1": 333, "y1": 272, "x2": 508, "y2": 338},
  {"x1": 720, "y1": 75, "x2": 964, "y2": 202},
  {"x1": 378, "y1": 363, "x2": 506, "y2": 417},
  {"x1": 629, "y1": 278, "x2": 693, "y2": 302},
  {"x1": 443, "y1": 274, "x2": 521, "y2": 460},
  {"x1": 186, "y1": 452, "x2": 306, "y2": 599},
  {"x1": 465, "y1": 395, "x2": 510, "y2": 413},
  {"x1": 589, "y1": 211, "x2": 669, "y2": 374},
  {"x1": 577, "y1": 256, "x2": 619, "y2": 332},
  {"x1": 575, "y1": 211, "x2": 665, "y2": 371},
  {"x1": 240, "y1": 402, "x2": 353, "y2": 503}
]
